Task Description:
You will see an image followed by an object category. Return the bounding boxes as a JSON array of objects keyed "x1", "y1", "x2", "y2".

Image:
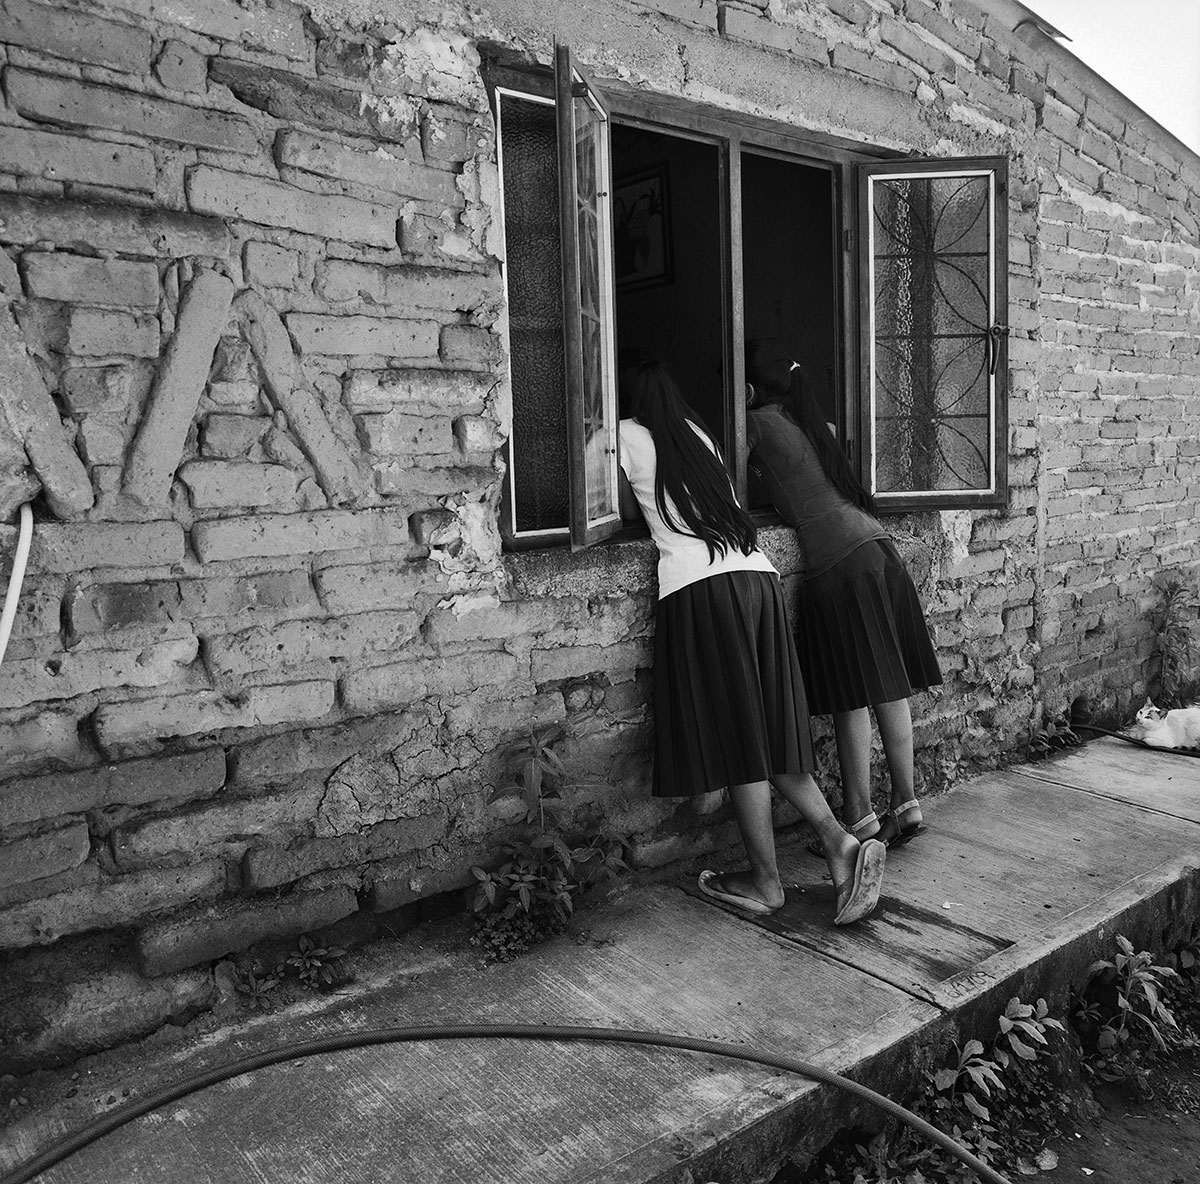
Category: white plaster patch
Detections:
[
  {"x1": 939, "y1": 509, "x2": 973, "y2": 566},
  {"x1": 358, "y1": 92, "x2": 420, "y2": 139},
  {"x1": 378, "y1": 28, "x2": 487, "y2": 111},
  {"x1": 442, "y1": 590, "x2": 501, "y2": 618},
  {"x1": 457, "y1": 158, "x2": 503, "y2": 260},
  {"x1": 1059, "y1": 181, "x2": 1157, "y2": 228}
]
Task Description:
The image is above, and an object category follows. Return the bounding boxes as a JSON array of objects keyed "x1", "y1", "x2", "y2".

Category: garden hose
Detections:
[
  {"x1": 0, "y1": 1022, "x2": 1014, "y2": 1184},
  {"x1": 1072, "y1": 722, "x2": 1200, "y2": 758}
]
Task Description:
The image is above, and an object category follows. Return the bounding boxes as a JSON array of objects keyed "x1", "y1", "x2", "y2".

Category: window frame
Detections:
[
  {"x1": 857, "y1": 157, "x2": 1010, "y2": 512},
  {"x1": 487, "y1": 54, "x2": 1012, "y2": 547}
]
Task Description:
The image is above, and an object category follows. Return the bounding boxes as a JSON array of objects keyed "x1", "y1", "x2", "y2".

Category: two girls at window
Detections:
[{"x1": 617, "y1": 355, "x2": 886, "y2": 925}]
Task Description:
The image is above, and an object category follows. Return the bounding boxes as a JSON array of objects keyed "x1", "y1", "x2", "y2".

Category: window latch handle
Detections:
[{"x1": 986, "y1": 323, "x2": 1009, "y2": 376}]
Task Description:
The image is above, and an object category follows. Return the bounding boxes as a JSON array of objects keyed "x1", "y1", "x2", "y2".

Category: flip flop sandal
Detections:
[
  {"x1": 697, "y1": 870, "x2": 780, "y2": 915},
  {"x1": 833, "y1": 839, "x2": 886, "y2": 926},
  {"x1": 878, "y1": 800, "x2": 927, "y2": 848}
]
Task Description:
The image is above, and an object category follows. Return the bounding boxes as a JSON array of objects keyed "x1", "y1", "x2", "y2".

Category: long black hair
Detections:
[
  {"x1": 620, "y1": 354, "x2": 757, "y2": 560},
  {"x1": 745, "y1": 339, "x2": 877, "y2": 516}
]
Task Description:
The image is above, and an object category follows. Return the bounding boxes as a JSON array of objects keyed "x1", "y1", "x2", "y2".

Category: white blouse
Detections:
[{"x1": 618, "y1": 418, "x2": 776, "y2": 601}]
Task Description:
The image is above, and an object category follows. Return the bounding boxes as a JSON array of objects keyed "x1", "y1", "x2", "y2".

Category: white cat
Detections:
[{"x1": 1132, "y1": 699, "x2": 1200, "y2": 749}]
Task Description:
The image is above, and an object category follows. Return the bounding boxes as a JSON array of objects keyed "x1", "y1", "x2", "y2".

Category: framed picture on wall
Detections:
[{"x1": 613, "y1": 165, "x2": 673, "y2": 290}]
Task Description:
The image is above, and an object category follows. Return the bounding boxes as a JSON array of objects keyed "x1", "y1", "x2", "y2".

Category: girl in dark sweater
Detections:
[{"x1": 745, "y1": 341, "x2": 942, "y2": 850}]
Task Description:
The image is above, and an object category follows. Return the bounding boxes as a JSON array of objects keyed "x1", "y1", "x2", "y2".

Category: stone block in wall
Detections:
[
  {"x1": 286, "y1": 312, "x2": 439, "y2": 358},
  {"x1": 179, "y1": 460, "x2": 297, "y2": 508},
  {"x1": 201, "y1": 413, "x2": 269, "y2": 458},
  {"x1": 365, "y1": 859, "x2": 473, "y2": 913},
  {"x1": 342, "y1": 651, "x2": 524, "y2": 714},
  {"x1": 0, "y1": 0, "x2": 153, "y2": 73},
  {"x1": 0, "y1": 862, "x2": 99, "y2": 910},
  {"x1": 0, "y1": 749, "x2": 225, "y2": 828},
  {"x1": 317, "y1": 260, "x2": 491, "y2": 314},
  {"x1": 0, "y1": 194, "x2": 230, "y2": 258},
  {"x1": 178, "y1": 570, "x2": 319, "y2": 623},
  {"x1": 0, "y1": 709, "x2": 89, "y2": 778},
  {"x1": 79, "y1": 416, "x2": 135, "y2": 470},
  {"x1": 399, "y1": 212, "x2": 488, "y2": 270},
  {"x1": 0, "y1": 636, "x2": 198, "y2": 710},
  {"x1": 92, "y1": 681, "x2": 335, "y2": 756},
  {"x1": 187, "y1": 166, "x2": 396, "y2": 249},
  {"x1": 420, "y1": 106, "x2": 490, "y2": 166},
  {"x1": 829, "y1": 43, "x2": 916, "y2": 92},
  {"x1": 902, "y1": 0, "x2": 983, "y2": 59},
  {"x1": 313, "y1": 559, "x2": 448, "y2": 613},
  {"x1": 60, "y1": 362, "x2": 153, "y2": 420},
  {"x1": 423, "y1": 599, "x2": 558, "y2": 649},
  {"x1": 0, "y1": 125, "x2": 156, "y2": 193},
  {"x1": 191, "y1": 508, "x2": 410, "y2": 562},
  {"x1": 7, "y1": 70, "x2": 258, "y2": 155},
  {"x1": 276, "y1": 130, "x2": 460, "y2": 206},
  {"x1": 204, "y1": 610, "x2": 422, "y2": 679},
  {"x1": 65, "y1": 307, "x2": 159, "y2": 357},
  {"x1": 111, "y1": 782, "x2": 323, "y2": 869},
  {"x1": 243, "y1": 813, "x2": 448, "y2": 890},
  {"x1": 452, "y1": 414, "x2": 503, "y2": 454},
  {"x1": 0, "y1": 822, "x2": 90, "y2": 891},
  {"x1": 22, "y1": 253, "x2": 159, "y2": 308},
  {"x1": 155, "y1": 40, "x2": 208, "y2": 93},
  {"x1": 373, "y1": 462, "x2": 494, "y2": 502},
  {"x1": 506, "y1": 539, "x2": 657, "y2": 601},
  {"x1": 242, "y1": 241, "x2": 298, "y2": 289},
  {"x1": 439, "y1": 324, "x2": 501, "y2": 367},
  {"x1": 135, "y1": 885, "x2": 358, "y2": 977},
  {"x1": 343, "y1": 367, "x2": 493, "y2": 414},
  {"x1": 878, "y1": 16, "x2": 958, "y2": 77},
  {"x1": 0, "y1": 860, "x2": 225, "y2": 950},
  {"x1": 5, "y1": 520, "x2": 184, "y2": 573},
  {"x1": 531, "y1": 640, "x2": 652, "y2": 685},
  {"x1": 354, "y1": 409, "x2": 453, "y2": 455},
  {"x1": 720, "y1": 6, "x2": 828, "y2": 63}
]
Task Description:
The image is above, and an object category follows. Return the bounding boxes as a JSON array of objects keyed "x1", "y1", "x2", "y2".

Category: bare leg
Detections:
[
  {"x1": 771, "y1": 772, "x2": 863, "y2": 893},
  {"x1": 874, "y1": 698, "x2": 917, "y2": 810},
  {"x1": 723, "y1": 781, "x2": 786, "y2": 909},
  {"x1": 832, "y1": 707, "x2": 878, "y2": 835}
]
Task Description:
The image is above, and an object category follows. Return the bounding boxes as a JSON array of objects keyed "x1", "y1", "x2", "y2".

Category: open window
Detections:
[
  {"x1": 859, "y1": 158, "x2": 1009, "y2": 510},
  {"x1": 490, "y1": 47, "x2": 1010, "y2": 551}
]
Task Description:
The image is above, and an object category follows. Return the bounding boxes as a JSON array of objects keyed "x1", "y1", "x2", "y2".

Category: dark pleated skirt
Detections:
[
  {"x1": 794, "y1": 538, "x2": 943, "y2": 715},
  {"x1": 652, "y1": 569, "x2": 816, "y2": 797}
]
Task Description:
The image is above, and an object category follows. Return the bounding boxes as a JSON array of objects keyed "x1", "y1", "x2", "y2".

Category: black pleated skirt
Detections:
[
  {"x1": 794, "y1": 539, "x2": 942, "y2": 715},
  {"x1": 652, "y1": 569, "x2": 815, "y2": 798}
]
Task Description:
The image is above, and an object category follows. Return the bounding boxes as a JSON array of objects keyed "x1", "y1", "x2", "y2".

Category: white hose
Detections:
[{"x1": 0, "y1": 501, "x2": 33, "y2": 668}]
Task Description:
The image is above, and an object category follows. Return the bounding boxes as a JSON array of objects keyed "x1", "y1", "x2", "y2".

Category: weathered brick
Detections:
[
  {"x1": 243, "y1": 814, "x2": 447, "y2": 890},
  {"x1": 830, "y1": 43, "x2": 917, "y2": 92},
  {"x1": 0, "y1": 750, "x2": 225, "y2": 827},
  {"x1": 0, "y1": 709, "x2": 88, "y2": 777},
  {"x1": 287, "y1": 313, "x2": 439, "y2": 358},
  {"x1": 0, "y1": 0, "x2": 153, "y2": 73},
  {"x1": 178, "y1": 571, "x2": 318, "y2": 621},
  {"x1": 187, "y1": 166, "x2": 396, "y2": 248},
  {"x1": 206, "y1": 610, "x2": 421, "y2": 678},
  {"x1": 112, "y1": 782, "x2": 323, "y2": 868},
  {"x1": 440, "y1": 324, "x2": 502, "y2": 366},
  {"x1": 903, "y1": 0, "x2": 982, "y2": 59},
  {"x1": 7, "y1": 70, "x2": 258, "y2": 155},
  {"x1": 135, "y1": 886, "x2": 358, "y2": 977},
  {"x1": 191, "y1": 508, "x2": 410, "y2": 562},
  {"x1": 313, "y1": 560, "x2": 448, "y2": 613},
  {"x1": 343, "y1": 651, "x2": 524, "y2": 713},
  {"x1": 629, "y1": 0, "x2": 718, "y2": 30},
  {"x1": 0, "y1": 862, "x2": 99, "y2": 910},
  {"x1": 316, "y1": 260, "x2": 492, "y2": 314},
  {"x1": 0, "y1": 125, "x2": 156, "y2": 193},
  {"x1": 93, "y1": 682, "x2": 336, "y2": 755},
  {"x1": 0, "y1": 194, "x2": 230, "y2": 258},
  {"x1": 532, "y1": 640, "x2": 652, "y2": 684},
  {"x1": 343, "y1": 367, "x2": 493, "y2": 413},
  {"x1": 355, "y1": 409, "x2": 453, "y2": 454},
  {"x1": 201, "y1": 413, "x2": 269, "y2": 458},
  {"x1": 399, "y1": 211, "x2": 488, "y2": 268},
  {"x1": 276, "y1": 130, "x2": 461, "y2": 205},
  {"x1": 0, "y1": 822, "x2": 90, "y2": 891},
  {"x1": 22, "y1": 253, "x2": 159, "y2": 308},
  {"x1": 365, "y1": 858, "x2": 473, "y2": 912},
  {"x1": 0, "y1": 636, "x2": 198, "y2": 710},
  {"x1": 60, "y1": 362, "x2": 153, "y2": 420},
  {"x1": 0, "y1": 862, "x2": 225, "y2": 949},
  {"x1": 878, "y1": 16, "x2": 957, "y2": 77},
  {"x1": 243, "y1": 241, "x2": 298, "y2": 289},
  {"x1": 65, "y1": 307, "x2": 159, "y2": 358},
  {"x1": 373, "y1": 462, "x2": 493, "y2": 501},
  {"x1": 179, "y1": 461, "x2": 297, "y2": 508},
  {"x1": 720, "y1": 7, "x2": 828, "y2": 61},
  {"x1": 2, "y1": 520, "x2": 184, "y2": 573},
  {"x1": 453, "y1": 414, "x2": 503, "y2": 454},
  {"x1": 123, "y1": 269, "x2": 234, "y2": 506},
  {"x1": 155, "y1": 40, "x2": 208, "y2": 93},
  {"x1": 113, "y1": 0, "x2": 307, "y2": 60}
]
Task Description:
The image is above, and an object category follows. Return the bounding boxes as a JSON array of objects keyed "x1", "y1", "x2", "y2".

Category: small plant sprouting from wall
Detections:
[
  {"x1": 1153, "y1": 579, "x2": 1200, "y2": 707},
  {"x1": 472, "y1": 725, "x2": 628, "y2": 963}
]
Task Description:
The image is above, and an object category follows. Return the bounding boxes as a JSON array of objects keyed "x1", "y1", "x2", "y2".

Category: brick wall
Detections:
[{"x1": 0, "y1": 0, "x2": 1197, "y2": 1066}]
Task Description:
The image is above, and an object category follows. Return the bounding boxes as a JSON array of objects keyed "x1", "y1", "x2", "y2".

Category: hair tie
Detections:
[{"x1": 789, "y1": 361, "x2": 801, "y2": 372}]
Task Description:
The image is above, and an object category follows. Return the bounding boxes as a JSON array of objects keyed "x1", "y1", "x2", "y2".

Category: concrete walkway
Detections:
[{"x1": 2, "y1": 737, "x2": 1199, "y2": 1184}]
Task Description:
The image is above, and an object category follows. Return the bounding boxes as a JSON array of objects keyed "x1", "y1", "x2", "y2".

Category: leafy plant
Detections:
[
  {"x1": 1028, "y1": 710, "x2": 1080, "y2": 759},
  {"x1": 471, "y1": 725, "x2": 627, "y2": 962},
  {"x1": 1073, "y1": 934, "x2": 1180, "y2": 1089},
  {"x1": 285, "y1": 934, "x2": 347, "y2": 990},
  {"x1": 235, "y1": 965, "x2": 281, "y2": 1011},
  {"x1": 1153, "y1": 579, "x2": 1199, "y2": 707}
]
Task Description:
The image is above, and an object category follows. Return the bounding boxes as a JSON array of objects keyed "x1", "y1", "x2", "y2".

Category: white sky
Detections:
[{"x1": 1028, "y1": 0, "x2": 1200, "y2": 155}]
